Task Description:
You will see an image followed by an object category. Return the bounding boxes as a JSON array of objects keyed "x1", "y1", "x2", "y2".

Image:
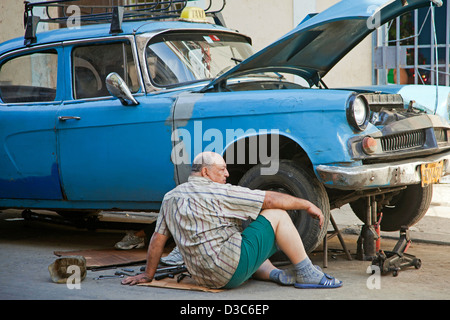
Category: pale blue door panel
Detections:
[
  {"x1": 0, "y1": 104, "x2": 63, "y2": 199},
  {"x1": 56, "y1": 97, "x2": 176, "y2": 203}
]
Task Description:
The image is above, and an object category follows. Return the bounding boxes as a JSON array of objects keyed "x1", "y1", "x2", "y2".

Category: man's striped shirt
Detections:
[{"x1": 155, "y1": 175, "x2": 266, "y2": 288}]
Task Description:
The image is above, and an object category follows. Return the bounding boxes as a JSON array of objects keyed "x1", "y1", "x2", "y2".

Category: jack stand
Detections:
[
  {"x1": 356, "y1": 196, "x2": 379, "y2": 261},
  {"x1": 356, "y1": 225, "x2": 378, "y2": 260},
  {"x1": 371, "y1": 226, "x2": 422, "y2": 277}
]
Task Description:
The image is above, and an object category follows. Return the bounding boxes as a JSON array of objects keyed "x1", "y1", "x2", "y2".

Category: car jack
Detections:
[
  {"x1": 356, "y1": 196, "x2": 421, "y2": 276},
  {"x1": 371, "y1": 226, "x2": 422, "y2": 277},
  {"x1": 356, "y1": 196, "x2": 380, "y2": 261}
]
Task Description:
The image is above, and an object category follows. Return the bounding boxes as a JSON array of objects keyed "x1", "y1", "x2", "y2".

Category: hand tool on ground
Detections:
[
  {"x1": 93, "y1": 274, "x2": 124, "y2": 280},
  {"x1": 177, "y1": 273, "x2": 191, "y2": 283},
  {"x1": 154, "y1": 265, "x2": 188, "y2": 280},
  {"x1": 114, "y1": 270, "x2": 134, "y2": 276}
]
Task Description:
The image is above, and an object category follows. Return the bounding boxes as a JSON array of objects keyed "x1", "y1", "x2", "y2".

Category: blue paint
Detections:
[
  {"x1": 0, "y1": 163, "x2": 63, "y2": 200},
  {"x1": 188, "y1": 89, "x2": 368, "y2": 167}
]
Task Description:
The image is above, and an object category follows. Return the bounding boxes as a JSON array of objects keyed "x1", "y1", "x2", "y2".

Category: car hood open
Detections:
[{"x1": 203, "y1": 0, "x2": 441, "y2": 90}]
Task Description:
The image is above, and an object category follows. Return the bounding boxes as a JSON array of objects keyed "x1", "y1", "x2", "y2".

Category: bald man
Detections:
[{"x1": 122, "y1": 152, "x2": 341, "y2": 289}]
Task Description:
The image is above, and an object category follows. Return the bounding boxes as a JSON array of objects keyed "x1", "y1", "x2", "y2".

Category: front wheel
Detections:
[
  {"x1": 350, "y1": 184, "x2": 432, "y2": 232},
  {"x1": 238, "y1": 160, "x2": 330, "y2": 255}
]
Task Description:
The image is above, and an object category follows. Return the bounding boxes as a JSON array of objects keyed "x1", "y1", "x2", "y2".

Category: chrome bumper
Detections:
[{"x1": 316, "y1": 150, "x2": 450, "y2": 190}]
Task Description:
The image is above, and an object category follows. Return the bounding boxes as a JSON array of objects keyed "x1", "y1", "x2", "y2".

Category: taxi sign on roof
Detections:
[{"x1": 180, "y1": 6, "x2": 207, "y2": 23}]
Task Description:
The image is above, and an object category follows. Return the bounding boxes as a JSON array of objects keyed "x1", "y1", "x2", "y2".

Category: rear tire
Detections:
[{"x1": 238, "y1": 160, "x2": 329, "y2": 255}]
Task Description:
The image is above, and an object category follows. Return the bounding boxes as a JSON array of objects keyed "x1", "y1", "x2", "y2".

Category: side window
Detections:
[
  {"x1": 0, "y1": 50, "x2": 58, "y2": 103},
  {"x1": 72, "y1": 42, "x2": 139, "y2": 99}
]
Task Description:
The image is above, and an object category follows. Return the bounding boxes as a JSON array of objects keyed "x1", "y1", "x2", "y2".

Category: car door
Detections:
[
  {"x1": 56, "y1": 39, "x2": 175, "y2": 208},
  {"x1": 0, "y1": 47, "x2": 64, "y2": 200}
]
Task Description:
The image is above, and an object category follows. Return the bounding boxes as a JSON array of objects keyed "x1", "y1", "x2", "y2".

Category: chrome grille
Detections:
[
  {"x1": 435, "y1": 128, "x2": 449, "y2": 143},
  {"x1": 380, "y1": 130, "x2": 425, "y2": 152}
]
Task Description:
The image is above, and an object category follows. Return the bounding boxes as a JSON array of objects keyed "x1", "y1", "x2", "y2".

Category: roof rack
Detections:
[{"x1": 23, "y1": 0, "x2": 227, "y2": 46}]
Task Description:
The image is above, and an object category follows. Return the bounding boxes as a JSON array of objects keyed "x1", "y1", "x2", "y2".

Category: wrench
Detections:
[
  {"x1": 93, "y1": 274, "x2": 124, "y2": 280},
  {"x1": 114, "y1": 271, "x2": 134, "y2": 276}
]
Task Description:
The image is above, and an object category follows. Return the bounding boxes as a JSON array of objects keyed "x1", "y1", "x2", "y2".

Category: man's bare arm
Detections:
[
  {"x1": 262, "y1": 191, "x2": 324, "y2": 227},
  {"x1": 121, "y1": 232, "x2": 169, "y2": 285}
]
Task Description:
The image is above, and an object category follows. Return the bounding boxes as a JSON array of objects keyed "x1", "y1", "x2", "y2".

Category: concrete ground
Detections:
[{"x1": 0, "y1": 183, "x2": 449, "y2": 302}]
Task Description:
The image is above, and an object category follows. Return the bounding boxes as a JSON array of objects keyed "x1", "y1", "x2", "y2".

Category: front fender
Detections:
[{"x1": 172, "y1": 89, "x2": 371, "y2": 172}]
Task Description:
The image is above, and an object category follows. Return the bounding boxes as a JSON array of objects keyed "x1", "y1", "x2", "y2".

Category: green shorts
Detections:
[{"x1": 224, "y1": 215, "x2": 278, "y2": 289}]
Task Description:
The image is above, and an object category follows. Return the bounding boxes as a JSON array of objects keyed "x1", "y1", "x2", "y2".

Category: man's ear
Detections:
[{"x1": 200, "y1": 166, "x2": 209, "y2": 178}]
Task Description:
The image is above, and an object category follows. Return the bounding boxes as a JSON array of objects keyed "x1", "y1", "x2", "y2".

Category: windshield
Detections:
[{"x1": 145, "y1": 32, "x2": 253, "y2": 87}]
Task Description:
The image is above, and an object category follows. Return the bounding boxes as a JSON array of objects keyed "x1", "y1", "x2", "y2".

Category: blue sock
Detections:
[
  {"x1": 269, "y1": 268, "x2": 296, "y2": 285},
  {"x1": 294, "y1": 257, "x2": 324, "y2": 284}
]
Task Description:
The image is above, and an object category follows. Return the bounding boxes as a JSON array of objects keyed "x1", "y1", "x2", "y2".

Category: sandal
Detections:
[{"x1": 294, "y1": 273, "x2": 342, "y2": 289}]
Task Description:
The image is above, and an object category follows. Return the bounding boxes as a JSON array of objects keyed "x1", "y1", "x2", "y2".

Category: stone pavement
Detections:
[{"x1": 332, "y1": 182, "x2": 450, "y2": 246}]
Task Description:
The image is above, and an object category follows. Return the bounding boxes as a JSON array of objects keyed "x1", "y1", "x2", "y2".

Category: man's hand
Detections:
[
  {"x1": 121, "y1": 273, "x2": 153, "y2": 286},
  {"x1": 122, "y1": 232, "x2": 169, "y2": 286},
  {"x1": 305, "y1": 203, "x2": 324, "y2": 228}
]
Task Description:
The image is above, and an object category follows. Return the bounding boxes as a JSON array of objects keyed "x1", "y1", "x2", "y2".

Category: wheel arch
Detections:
[{"x1": 222, "y1": 132, "x2": 315, "y2": 185}]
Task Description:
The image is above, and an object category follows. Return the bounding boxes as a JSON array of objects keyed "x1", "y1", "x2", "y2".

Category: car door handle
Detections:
[{"x1": 58, "y1": 116, "x2": 81, "y2": 121}]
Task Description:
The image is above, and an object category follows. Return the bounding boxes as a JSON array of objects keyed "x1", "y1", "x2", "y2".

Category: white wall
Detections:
[
  {"x1": 316, "y1": 0, "x2": 373, "y2": 87},
  {"x1": 222, "y1": 0, "x2": 373, "y2": 88},
  {"x1": 0, "y1": 0, "x2": 24, "y2": 45},
  {"x1": 222, "y1": 0, "x2": 295, "y2": 52}
]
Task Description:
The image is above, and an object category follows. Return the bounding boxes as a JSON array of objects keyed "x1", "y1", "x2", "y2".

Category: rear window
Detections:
[{"x1": 0, "y1": 50, "x2": 58, "y2": 103}]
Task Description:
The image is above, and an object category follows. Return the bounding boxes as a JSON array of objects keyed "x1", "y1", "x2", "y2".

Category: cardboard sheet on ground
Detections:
[
  {"x1": 137, "y1": 276, "x2": 224, "y2": 293},
  {"x1": 53, "y1": 247, "x2": 223, "y2": 292},
  {"x1": 54, "y1": 248, "x2": 147, "y2": 269}
]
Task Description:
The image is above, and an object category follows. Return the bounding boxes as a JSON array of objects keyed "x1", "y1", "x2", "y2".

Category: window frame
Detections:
[
  {"x1": 63, "y1": 36, "x2": 144, "y2": 101},
  {"x1": 140, "y1": 30, "x2": 254, "y2": 90},
  {"x1": 0, "y1": 45, "x2": 62, "y2": 105}
]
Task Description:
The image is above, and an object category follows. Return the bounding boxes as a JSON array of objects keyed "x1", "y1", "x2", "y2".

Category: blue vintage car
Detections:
[{"x1": 0, "y1": 0, "x2": 449, "y2": 253}]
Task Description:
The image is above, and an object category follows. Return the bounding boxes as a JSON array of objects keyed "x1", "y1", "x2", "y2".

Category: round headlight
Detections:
[
  {"x1": 347, "y1": 95, "x2": 369, "y2": 131},
  {"x1": 353, "y1": 97, "x2": 367, "y2": 126}
]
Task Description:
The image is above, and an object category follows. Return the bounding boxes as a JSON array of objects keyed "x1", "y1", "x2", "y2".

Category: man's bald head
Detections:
[
  {"x1": 191, "y1": 152, "x2": 229, "y2": 184},
  {"x1": 191, "y1": 152, "x2": 225, "y2": 172}
]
